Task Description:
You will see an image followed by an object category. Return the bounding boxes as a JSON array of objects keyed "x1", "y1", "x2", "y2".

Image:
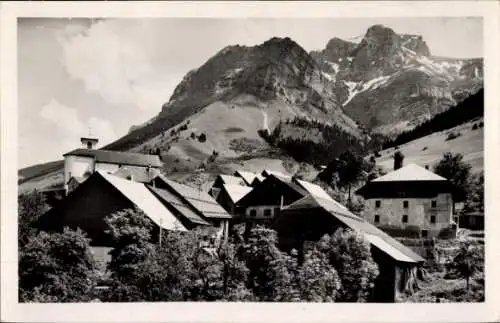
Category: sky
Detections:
[{"x1": 17, "y1": 17, "x2": 483, "y2": 168}]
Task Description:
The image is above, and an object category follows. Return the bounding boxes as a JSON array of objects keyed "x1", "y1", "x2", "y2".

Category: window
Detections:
[
  {"x1": 402, "y1": 215, "x2": 408, "y2": 223},
  {"x1": 375, "y1": 200, "x2": 381, "y2": 208},
  {"x1": 430, "y1": 215, "x2": 436, "y2": 224},
  {"x1": 403, "y1": 201, "x2": 409, "y2": 208},
  {"x1": 264, "y1": 209, "x2": 272, "y2": 217},
  {"x1": 249, "y1": 209, "x2": 257, "y2": 217},
  {"x1": 431, "y1": 200, "x2": 437, "y2": 208},
  {"x1": 374, "y1": 215, "x2": 380, "y2": 224}
]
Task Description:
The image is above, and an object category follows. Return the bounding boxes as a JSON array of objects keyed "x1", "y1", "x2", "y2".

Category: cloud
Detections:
[
  {"x1": 57, "y1": 19, "x2": 173, "y2": 111},
  {"x1": 40, "y1": 99, "x2": 117, "y2": 148}
]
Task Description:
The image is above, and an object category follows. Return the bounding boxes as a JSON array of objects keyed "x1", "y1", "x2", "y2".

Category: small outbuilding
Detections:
[{"x1": 275, "y1": 194, "x2": 425, "y2": 302}]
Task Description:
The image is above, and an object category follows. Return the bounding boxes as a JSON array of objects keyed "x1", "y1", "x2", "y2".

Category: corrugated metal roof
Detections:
[
  {"x1": 219, "y1": 174, "x2": 247, "y2": 186},
  {"x1": 284, "y1": 194, "x2": 424, "y2": 263},
  {"x1": 64, "y1": 149, "x2": 162, "y2": 168},
  {"x1": 156, "y1": 175, "x2": 232, "y2": 219},
  {"x1": 222, "y1": 184, "x2": 253, "y2": 203},
  {"x1": 112, "y1": 167, "x2": 161, "y2": 183},
  {"x1": 147, "y1": 186, "x2": 211, "y2": 225},
  {"x1": 372, "y1": 164, "x2": 446, "y2": 182},
  {"x1": 97, "y1": 171, "x2": 187, "y2": 231}
]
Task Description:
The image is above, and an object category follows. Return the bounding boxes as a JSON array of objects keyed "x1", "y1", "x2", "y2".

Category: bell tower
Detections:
[{"x1": 81, "y1": 126, "x2": 98, "y2": 149}]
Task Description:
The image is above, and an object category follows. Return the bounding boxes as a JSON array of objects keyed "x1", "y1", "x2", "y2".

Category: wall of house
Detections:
[
  {"x1": 95, "y1": 162, "x2": 121, "y2": 174},
  {"x1": 64, "y1": 155, "x2": 95, "y2": 190},
  {"x1": 364, "y1": 193, "x2": 453, "y2": 237},
  {"x1": 244, "y1": 205, "x2": 281, "y2": 220}
]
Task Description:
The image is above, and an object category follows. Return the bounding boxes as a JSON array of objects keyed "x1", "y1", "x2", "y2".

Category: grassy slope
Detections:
[{"x1": 373, "y1": 119, "x2": 483, "y2": 174}]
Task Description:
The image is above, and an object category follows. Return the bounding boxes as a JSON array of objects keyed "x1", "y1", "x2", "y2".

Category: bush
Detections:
[
  {"x1": 18, "y1": 190, "x2": 50, "y2": 247},
  {"x1": 472, "y1": 123, "x2": 478, "y2": 130},
  {"x1": 422, "y1": 146, "x2": 428, "y2": 151},
  {"x1": 19, "y1": 228, "x2": 98, "y2": 302},
  {"x1": 315, "y1": 229, "x2": 379, "y2": 302},
  {"x1": 198, "y1": 133, "x2": 207, "y2": 143},
  {"x1": 179, "y1": 124, "x2": 188, "y2": 131},
  {"x1": 445, "y1": 131, "x2": 461, "y2": 141},
  {"x1": 478, "y1": 121, "x2": 484, "y2": 128}
]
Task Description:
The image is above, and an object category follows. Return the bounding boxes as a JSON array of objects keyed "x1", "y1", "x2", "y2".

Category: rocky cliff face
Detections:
[
  {"x1": 158, "y1": 36, "x2": 358, "y2": 135},
  {"x1": 311, "y1": 24, "x2": 483, "y2": 134}
]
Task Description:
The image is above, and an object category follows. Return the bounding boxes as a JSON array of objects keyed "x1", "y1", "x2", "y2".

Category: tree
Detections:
[
  {"x1": 295, "y1": 247, "x2": 341, "y2": 302},
  {"x1": 463, "y1": 173, "x2": 484, "y2": 213},
  {"x1": 18, "y1": 190, "x2": 50, "y2": 247},
  {"x1": 315, "y1": 229, "x2": 379, "y2": 302},
  {"x1": 198, "y1": 133, "x2": 207, "y2": 143},
  {"x1": 239, "y1": 226, "x2": 298, "y2": 301},
  {"x1": 449, "y1": 241, "x2": 483, "y2": 289},
  {"x1": 336, "y1": 151, "x2": 364, "y2": 204},
  {"x1": 393, "y1": 150, "x2": 404, "y2": 170},
  {"x1": 19, "y1": 228, "x2": 98, "y2": 302},
  {"x1": 104, "y1": 208, "x2": 156, "y2": 283},
  {"x1": 433, "y1": 152, "x2": 472, "y2": 191}
]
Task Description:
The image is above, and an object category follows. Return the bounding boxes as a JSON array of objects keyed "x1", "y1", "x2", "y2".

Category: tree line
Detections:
[{"x1": 382, "y1": 89, "x2": 483, "y2": 150}]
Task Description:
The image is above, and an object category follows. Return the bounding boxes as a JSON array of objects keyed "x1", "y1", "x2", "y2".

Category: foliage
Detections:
[
  {"x1": 104, "y1": 208, "x2": 156, "y2": 282},
  {"x1": 393, "y1": 150, "x2": 405, "y2": 170},
  {"x1": 382, "y1": 89, "x2": 483, "y2": 149},
  {"x1": 445, "y1": 131, "x2": 461, "y2": 141},
  {"x1": 295, "y1": 247, "x2": 341, "y2": 302},
  {"x1": 239, "y1": 226, "x2": 298, "y2": 301},
  {"x1": 18, "y1": 190, "x2": 50, "y2": 247},
  {"x1": 433, "y1": 152, "x2": 472, "y2": 192},
  {"x1": 19, "y1": 228, "x2": 98, "y2": 302},
  {"x1": 262, "y1": 117, "x2": 364, "y2": 166},
  {"x1": 448, "y1": 241, "x2": 484, "y2": 289},
  {"x1": 463, "y1": 173, "x2": 484, "y2": 213},
  {"x1": 316, "y1": 229, "x2": 379, "y2": 302}
]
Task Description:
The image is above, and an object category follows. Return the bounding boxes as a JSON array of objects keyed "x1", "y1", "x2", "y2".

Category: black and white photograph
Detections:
[{"x1": 1, "y1": 1, "x2": 499, "y2": 323}]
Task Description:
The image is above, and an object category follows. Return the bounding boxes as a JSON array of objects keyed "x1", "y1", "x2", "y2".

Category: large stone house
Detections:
[{"x1": 355, "y1": 163, "x2": 463, "y2": 238}]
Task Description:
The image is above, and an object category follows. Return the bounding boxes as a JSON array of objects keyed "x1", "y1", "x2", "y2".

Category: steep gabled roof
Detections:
[
  {"x1": 112, "y1": 166, "x2": 161, "y2": 183},
  {"x1": 147, "y1": 186, "x2": 211, "y2": 226},
  {"x1": 222, "y1": 184, "x2": 253, "y2": 204},
  {"x1": 234, "y1": 170, "x2": 261, "y2": 186},
  {"x1": 219, "y1": 174, "x2": 247, "y2": 186},
  {"x1": 262, "y1": 169, "x2": 293, "y2": 182},
  {"x1": 63, "y1": 149, "x2": 162, "y2": 168},
  {"x1": 372, "y1": 164, "x2": 447, "y2": 182},
  {"x1": 155, "y1": 175, "x2": 232, "y2": 219},
  {"x1": 98, "y1": 171, "x2": 187, "y2": 231},
  {"x1": 283, "y1": 194, "x2": 424, "y2": 263},
  {"x1": 294, "y1": 179, "x2": 347, "y2": 211}
]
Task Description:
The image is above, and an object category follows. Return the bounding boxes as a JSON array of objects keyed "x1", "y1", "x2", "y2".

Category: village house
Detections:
[
  {"x1": 355, "y1": 163, "x2": 464, "y2": 238},
  {"x1": 37, "y1": 171, "x2": 232, "y2": 247},
  {"x1": 236, "y1": 173, "x2": 307, "y2": 220},
  {"x1": 275, "y1": 193, "x2": 425, "y2": 302},
  {"x1": 63, "y1": 136, "x2": 162, "y2": 195},
  {"x1": 210, "y1": 174, "x2": 247, "y2": 199}
]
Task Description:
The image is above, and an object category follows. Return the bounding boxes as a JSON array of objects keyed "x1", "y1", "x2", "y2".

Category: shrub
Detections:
[
  {"x1": 19, "y1": 228, "x2": 98, "y2": 302},
  {"x1": 478, "y1": 121, "x2": 484, "y2": 128},
  {"x1": 445, "y1": 131, "x2": 461, "y2": 141},
  {"x1": 190, "y1": 132, "x2": 196, "y2": 139},
  {"x1": 448, "y1": 241, "x2": 484, "y2": 290},
  {"x1": 179, "y1": 124, "x2": 188, "y2": 131},
  {"x1": 198, "y1": 133, "x2": 207, "y2": 143},
  {"x1": 422, "y1": 146, "x2": 428, "y2": 151},
  {"x1": 472, "y1": 123, "x2": 478, "y2": 130},
  {"x1": 18, "y1": 190, "x2": 50, "y2": 247},
  {"x1": 316, "y1": 229, "x2": 379, "y2": 302}
]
